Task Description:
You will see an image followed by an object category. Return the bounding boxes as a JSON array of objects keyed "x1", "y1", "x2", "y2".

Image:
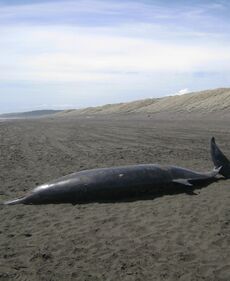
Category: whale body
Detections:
[{"x1": 4, "y1": 137, "x2": 230, "y2": 205}]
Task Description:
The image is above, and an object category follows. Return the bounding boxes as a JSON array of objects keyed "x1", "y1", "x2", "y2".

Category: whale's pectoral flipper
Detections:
[
  {"x1": 172, "y1": 179, "x2": 193, "y2": 186},
  {"x1": 211, "y1": 137, "x2": 230, "y2": 178},
  {"x1": 172, "y1": 167, "x2": 221, "y2": 187}
]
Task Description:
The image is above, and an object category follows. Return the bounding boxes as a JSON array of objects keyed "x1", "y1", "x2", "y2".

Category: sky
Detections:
[{"x1": 0, "y1": 0, "x2": 230, "y2": 113}]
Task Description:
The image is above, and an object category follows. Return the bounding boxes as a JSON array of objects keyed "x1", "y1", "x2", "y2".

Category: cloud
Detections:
[
  {"x1": 1, "y1": 23, "x2": 230, "y2": 84},
  {"x1": 174, "y1": 88, "x2": 190, "y2": 96}
]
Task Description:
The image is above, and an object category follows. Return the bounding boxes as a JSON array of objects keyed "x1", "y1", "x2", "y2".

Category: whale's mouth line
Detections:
[{"x1": 3, "y1": 196, "x2": 26, "y2": 205}]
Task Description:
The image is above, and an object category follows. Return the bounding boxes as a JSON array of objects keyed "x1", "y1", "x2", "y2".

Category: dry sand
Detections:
[{"x1": 0, "y1": 113, "x2": 230, "y2": 281}]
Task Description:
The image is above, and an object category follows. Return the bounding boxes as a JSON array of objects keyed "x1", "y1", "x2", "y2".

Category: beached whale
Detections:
[{"x1": 4, "y1": 137, "x2": 230, "y2": 205}]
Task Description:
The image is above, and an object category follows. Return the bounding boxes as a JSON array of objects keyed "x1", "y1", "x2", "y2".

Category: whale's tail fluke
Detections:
[{"x1": 211, "y1": 137, "x2": 230, "y2": 178}]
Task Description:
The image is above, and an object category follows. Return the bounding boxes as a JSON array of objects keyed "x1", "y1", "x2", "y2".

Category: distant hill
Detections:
[
  {"x1": 0, "y1": 110, "x2": 63, "y2": 119},
  {"x1": 58, "y1": 88, "x2": 230, "y2": 116}
]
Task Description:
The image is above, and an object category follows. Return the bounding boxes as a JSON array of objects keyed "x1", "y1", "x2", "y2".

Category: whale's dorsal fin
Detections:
[{"x1": 172, "y1": 179, "x2": 193, "y2": 186}]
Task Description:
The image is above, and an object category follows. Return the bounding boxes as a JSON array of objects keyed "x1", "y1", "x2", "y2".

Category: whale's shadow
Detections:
[{"x1": 72, "y1": 177, "x2": 226, "y2": 205}]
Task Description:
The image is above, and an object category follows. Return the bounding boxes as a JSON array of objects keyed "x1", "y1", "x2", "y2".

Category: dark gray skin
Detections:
[{"x1": 4, "y1": 137, "x2": 229, "y2": 205}]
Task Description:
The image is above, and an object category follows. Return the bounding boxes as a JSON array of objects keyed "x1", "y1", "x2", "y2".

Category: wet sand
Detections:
[{"x1": 0, "y1": 113, "x2": 230, "y2": 281}]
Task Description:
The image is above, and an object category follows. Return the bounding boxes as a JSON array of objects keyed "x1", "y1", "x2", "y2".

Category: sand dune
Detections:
[
  {"x1": 138, "y1": 88, "x2": 230, "y2": 114},
  {"x1": 59, "y1": 88, "x2": 230, "y2": 116}
]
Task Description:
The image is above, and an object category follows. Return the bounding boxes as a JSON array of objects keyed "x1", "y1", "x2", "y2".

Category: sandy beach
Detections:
[{"x1": 0, "y1": 113, "x2": 230, "y2": 281}]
